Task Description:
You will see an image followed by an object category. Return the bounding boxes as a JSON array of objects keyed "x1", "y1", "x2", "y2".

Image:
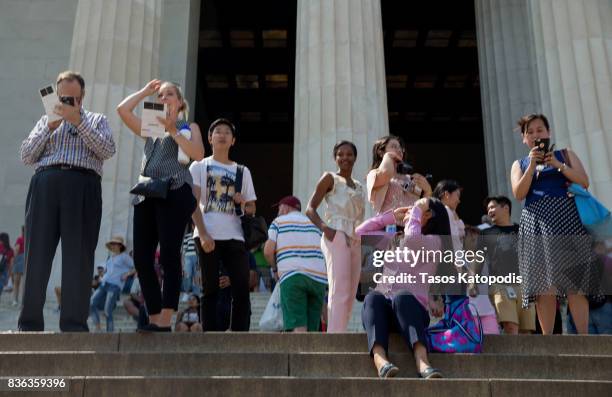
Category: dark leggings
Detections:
[
  {"x1": 133, "y1": 184, "x2": 196, "y2": 315},
  {"x1": 361, "y1": 290, "x2": 430, "y2": 355},
  {"x1": 195, "y1": 238, "x2": 251, "y2": 331}
]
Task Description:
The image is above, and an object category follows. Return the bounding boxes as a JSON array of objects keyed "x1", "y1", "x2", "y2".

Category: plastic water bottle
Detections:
[{"x1": 177, "y1": 126, "x2": 191, "y2": 164}]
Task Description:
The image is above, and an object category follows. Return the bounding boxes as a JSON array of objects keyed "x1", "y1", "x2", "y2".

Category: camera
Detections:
[
  {"x1": 60, "y1": 96, "x2": 75, "y2": 106},
  {"x1": 396, "y1": 162, "x2": 414, "y2": 175}
]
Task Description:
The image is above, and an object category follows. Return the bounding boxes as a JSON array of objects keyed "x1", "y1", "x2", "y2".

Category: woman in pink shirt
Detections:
[
  {"x1": 366, "y1": 135, "x2": 432, "y2": 215},
  {"x1": 359, "y1": 198, "x2": 450, "y2": 379}
]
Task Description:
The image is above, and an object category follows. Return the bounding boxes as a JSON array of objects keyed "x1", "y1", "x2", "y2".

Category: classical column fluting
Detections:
[
  {"x1": 528, "y1": 0, "x2": 612, "y2": 207},
  {"x1": 476, "y1": 0, "x2": 612, "y2": 211},
  {"x1": 69, "y1": 0, "x2": 162, "y2": 262},
  {"x1": 475, "y1": 0, "x2": 541, "y2": 202},
  {"x1": 293, "y1": 0, "x2": 389, "y2": 205}
]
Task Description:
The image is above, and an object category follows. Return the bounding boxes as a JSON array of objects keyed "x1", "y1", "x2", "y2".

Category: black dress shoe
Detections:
[{"x1": 137, "y1": 323, "x2": 172, "y2": 333}]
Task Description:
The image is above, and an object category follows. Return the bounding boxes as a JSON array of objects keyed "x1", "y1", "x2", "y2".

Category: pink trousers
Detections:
[{"x1": 321, "y1": 231, "x2": 361, "y2": 333}]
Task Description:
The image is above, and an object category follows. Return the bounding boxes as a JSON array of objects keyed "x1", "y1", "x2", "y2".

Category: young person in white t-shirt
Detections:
[{"x1": 189, "y1": 118, "x2": 256, "y2": 331}]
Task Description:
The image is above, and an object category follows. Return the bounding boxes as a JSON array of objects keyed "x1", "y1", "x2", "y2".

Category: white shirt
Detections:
[{"x1": 190, "y1": 157, "x2": 257, "y2": 241}]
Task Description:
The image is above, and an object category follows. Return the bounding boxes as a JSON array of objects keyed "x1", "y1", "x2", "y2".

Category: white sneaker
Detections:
[{"x1": 12, "y1": 300, "x2": 18, "y2": 307}]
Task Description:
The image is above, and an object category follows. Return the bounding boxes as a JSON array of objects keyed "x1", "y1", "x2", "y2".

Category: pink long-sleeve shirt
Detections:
[{"x1": 357, "y1": 207, "x2": 440, "y2": 309}]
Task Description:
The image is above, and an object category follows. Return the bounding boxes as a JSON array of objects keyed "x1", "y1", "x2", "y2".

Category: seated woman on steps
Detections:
[
  {"x1": 175, "y1": 294, "x2": 202, "y2": 332},
  {"x1": 358, "y1": 198, "x2": 450, "y2": 379}
]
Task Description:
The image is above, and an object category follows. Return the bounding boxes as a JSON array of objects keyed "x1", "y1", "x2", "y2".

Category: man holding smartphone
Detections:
[{"x1": 19, "y1": 71, "x2": 116, "y2": 332}]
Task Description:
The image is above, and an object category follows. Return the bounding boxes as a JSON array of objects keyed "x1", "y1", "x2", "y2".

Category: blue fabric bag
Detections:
[
  {"x1": 427, "y1": 296, "x2": 483, "y2": 353},
  {"x1": 561, "y1": 149, "x2": 611, "y2": 240},
  {"x1": 567, "y1": 183, "x2": 612, "y2": 240},
  {"x1": 568, "y1": 183, "x2": 610, "y2": 226}
]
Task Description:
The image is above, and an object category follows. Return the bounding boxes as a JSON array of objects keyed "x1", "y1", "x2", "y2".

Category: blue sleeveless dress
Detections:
[{"x1": 517, "y1": 150, "x2": 601, "y2": 308}]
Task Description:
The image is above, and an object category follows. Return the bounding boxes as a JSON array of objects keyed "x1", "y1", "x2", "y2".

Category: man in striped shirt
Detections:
[
  {"x1": 18, "y1": 71, "x2": 115, "y2": 332},
  {"x1": 264, "y1": 196, "x2": 327, "y2": 332}
]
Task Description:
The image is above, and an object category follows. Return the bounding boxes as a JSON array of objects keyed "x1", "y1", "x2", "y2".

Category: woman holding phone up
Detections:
[
  {"x1": 117, "y1": 80, "x2": 204, "y2": 332},
  {"x1": 367, "y1": 135, "x2": 432, "y2": 215},
  {"x1": 510, "y1": 113, "x2": 599, "y2": 334}
]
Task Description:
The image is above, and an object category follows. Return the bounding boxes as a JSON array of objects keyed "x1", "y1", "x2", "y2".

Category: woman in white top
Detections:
[{"x1": 306, "y1": 141, "x2": 365, "y2": 332}]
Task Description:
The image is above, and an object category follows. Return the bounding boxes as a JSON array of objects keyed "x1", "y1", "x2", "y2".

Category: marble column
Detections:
[
  {"x1": 528, "y1": 0, "x2": 612, "y2": 208},
  {"x1": 476, "y1": 0, "x2": 612, "y2": 213},
  {"x1": 68, "y1": 0, "x2": 162, "y2": 263},
  {"x1": 293, "y1": 0, "x2": 389, "y2": 206},
  {"x1": 475, "y1": 0, "x2": 541, "y2": 203}
]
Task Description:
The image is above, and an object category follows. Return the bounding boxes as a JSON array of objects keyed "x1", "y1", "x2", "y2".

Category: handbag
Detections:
[
  {"x1": 259, "y1": 283, "x2": 284, "y2": 331},
  {"x1": 567, "y1": 183, "x2": 611, "y2": 226},
  {"x1": 241, "y1": 214, "x2": 269, "y2": 250},
  {"x1": 426, "y1": 296, "x2": 483, "y2": 353},
  {"x1": 562, "y1": 149, "x2": 612, "y2": 239},
  {"x1": 130, "y1": 139, "x2": 171, "y2": 199},
  {"x1": 234, "y1": 165, "x2": 268, "y2": 249}
]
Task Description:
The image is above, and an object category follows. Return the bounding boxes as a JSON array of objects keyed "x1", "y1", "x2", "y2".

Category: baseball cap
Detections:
[{"x1": 273, "y1": 195, "x2": 301, "y2": 211}]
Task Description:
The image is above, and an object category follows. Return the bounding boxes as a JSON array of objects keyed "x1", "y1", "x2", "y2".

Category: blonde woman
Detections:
[{"x1": 117, "y1": 80, "x2": 204, "y2": 332}]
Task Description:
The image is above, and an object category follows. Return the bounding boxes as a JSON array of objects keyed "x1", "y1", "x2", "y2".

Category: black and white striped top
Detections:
[
  {"x1": 182, "y1": 233, "x2": 196, "y2": 257},
  {"x1": 132, "y1": 120, "x2": 193, "y2": 205}
]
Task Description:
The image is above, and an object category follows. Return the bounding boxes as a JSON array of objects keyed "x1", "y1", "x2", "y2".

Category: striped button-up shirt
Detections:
[{"x1": 20, "y1": 109, "x2": 115, "y2": 176}]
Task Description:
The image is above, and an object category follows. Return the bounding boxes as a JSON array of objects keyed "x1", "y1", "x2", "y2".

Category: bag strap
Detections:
[
  {"x1": 561, "y1": 148, "x2": 572, "y2": 168},
  {"x1": 234, "y1": 164, "x2": 244, "y2": 216},
  {"x1": 142, "y1": 139, "x2": 160, "y2": 175},
  {"x1": 450, "y1": 302, "x2": 484, "y2": 344}
]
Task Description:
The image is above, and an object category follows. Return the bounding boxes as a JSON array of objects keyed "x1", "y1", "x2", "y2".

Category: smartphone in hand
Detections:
[
  {"x1": 534, "y1": 138, "x2": 550, "y2": 164},
  {"x1": 535, "y1": 138, "x2": 550, "y2": 153},
  {"x1": 60, "y1": 96, "x2": 75, "y2": 106}
]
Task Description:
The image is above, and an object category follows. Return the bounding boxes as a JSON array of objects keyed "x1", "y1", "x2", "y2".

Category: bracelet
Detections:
[{"x1": 558, "y1": 163, "x2": 567, "y2": 172}]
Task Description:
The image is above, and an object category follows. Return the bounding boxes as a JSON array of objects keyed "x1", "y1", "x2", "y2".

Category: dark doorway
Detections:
[
  {"x1": 382, "y1": 1, "x2": 487, "y2": 224},
  {"x1": 196, "y1": 0, "x2": 297, "y2": 223}
]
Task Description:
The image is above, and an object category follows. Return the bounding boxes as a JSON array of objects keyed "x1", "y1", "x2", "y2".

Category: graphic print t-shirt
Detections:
[{"x1": 190, "y1": 157, "x2": 257, "y2": 241}]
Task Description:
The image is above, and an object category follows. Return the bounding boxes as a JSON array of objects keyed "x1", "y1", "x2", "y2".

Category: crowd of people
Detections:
[{"x1": 4, "y1": 70, "x2": 610, "y2": 379}]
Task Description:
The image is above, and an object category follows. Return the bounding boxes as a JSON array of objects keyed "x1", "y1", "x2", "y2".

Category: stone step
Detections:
[
  {"x1": 1, "y1": 292, "x2": 365, "y2": 332},
  {"x1": 1, "y1": 352, "x2": 611, "y2": 380},
  {"x1": 1, "y1": 377, "x2": 610, "y2": 397},
  {"x1": 2, "y1": 333, "x2": 612, "y2": 356}
]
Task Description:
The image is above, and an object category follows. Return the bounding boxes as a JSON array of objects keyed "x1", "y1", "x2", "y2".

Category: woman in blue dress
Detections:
[{"x1": 510, "y1": 113, "x2": 600, "y2": 334}]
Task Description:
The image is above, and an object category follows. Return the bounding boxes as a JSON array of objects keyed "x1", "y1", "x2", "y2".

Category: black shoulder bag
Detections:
[
  {"x1": 130, "y1": 139, "x2": 172, "y2": 199},
  {"x1": 234, "y1": 165, "x2": 268, "y2": 249}
]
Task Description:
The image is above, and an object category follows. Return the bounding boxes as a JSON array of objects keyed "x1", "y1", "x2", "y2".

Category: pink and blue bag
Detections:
[{"x1": 427, "y1": 296, "x2": 483, "y2": 353}]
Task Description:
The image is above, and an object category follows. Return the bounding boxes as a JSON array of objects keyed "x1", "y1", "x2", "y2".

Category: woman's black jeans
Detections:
[
  {"x1": 133, "y1": 184, "x2": 196, "y2": 315},
  {"x1": 362, "y1": 290, "x2": 430, "y2": 355}
]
